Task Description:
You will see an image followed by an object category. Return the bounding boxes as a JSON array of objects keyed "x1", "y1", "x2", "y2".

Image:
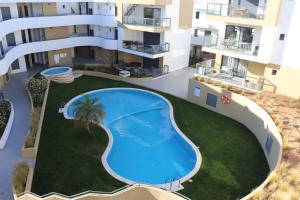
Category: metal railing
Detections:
[
  {"x1": 204, "y1": 35, "x2": 259, "y2": 56},
  {"x1": 122, "y1": 40, "x2": 170, "y2": 54},
  {"x1": 206, "y1": 3, "x2": 266, "y2": 19},
  {"x1": 195, "y1": 59, "x2": 269, "y2": 92},
  {"x1": 123, "y1": 16, "x2": 171, "y2": 28}
]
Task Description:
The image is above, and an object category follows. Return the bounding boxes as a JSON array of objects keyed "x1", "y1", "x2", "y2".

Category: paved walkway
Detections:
[
  {"x1": 0, "y1": 69, "x2": 38, "y2": 200},
  {"x1": 132, "y1": 67, "x2": 195, "y2": 99}
]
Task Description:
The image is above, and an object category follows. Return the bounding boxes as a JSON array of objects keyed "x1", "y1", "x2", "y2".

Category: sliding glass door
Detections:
[{"x1": 221, "y1": 56, "x2": 248, "y2": 78}]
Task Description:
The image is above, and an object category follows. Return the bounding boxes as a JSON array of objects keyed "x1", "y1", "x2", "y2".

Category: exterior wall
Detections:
[
  {"x1": 119, "y1": 52, "x2": 143, "y2": 64},
  {"x1": 42, "y1": 2, "x2": 57, "y2": 16},
  {"x1": 163, "y1": 29, "x2": 192, "y2": 71},
  {"x1": 178, "y1": 0, "x2": 194, "y2": 29},
  {"x1": 56, "y1": 2, "x2": 79, "y2": 15},
  {"x1": 247, "y1": 61, "x2": 266, "y2": 78},
  {"x1": 264, "y1": 66, "x2": 300, "y2": 99},
  {"x1": 45, "y1": 26, "x2": 69, "y2": 40},
  {"x1": 47, "y1": 48, "x2": 72, "y2": 66},
  {"x1": 187, "y1": 79, "x2": 282, "y2": 170},
  {"x1": 0, "y1": 75, "x2": 7, "y2": 88}
]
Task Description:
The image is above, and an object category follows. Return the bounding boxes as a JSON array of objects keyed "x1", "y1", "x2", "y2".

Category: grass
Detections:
[
  {"x1": 13, "y1": 162, "x2": 30, "y2": 194},
  {"x1": 31, "y1": 76, "x2": 269, "y2": 199}
]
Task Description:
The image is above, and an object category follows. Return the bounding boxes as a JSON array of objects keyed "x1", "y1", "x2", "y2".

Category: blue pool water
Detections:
[
  {"x1": 41, "y1": 67, "x2": 69, "y2": 76},
  {"x1": 66, "y1": 88, "x2": 199, "y2": 185}
]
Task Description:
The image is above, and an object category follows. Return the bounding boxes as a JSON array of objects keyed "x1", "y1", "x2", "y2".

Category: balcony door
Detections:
[
  {"x1": 144, "y1": 8, "x2": 161, "y2": 26},
  {"x1": 225, "y1": 25, "x2": 254, "y2": 43},
  {"x1": 144, "y1": 8, "x2": 161, "y2": 19},
  {"x1": 143, "y1": 32, "x2": 160, "y2": 45},
  {"x1": 221, "y1": 56, "x2": 248, "y2": 78},
  {"x1": 1, "y1": 7, "x2": 11, "y2": 21},
  {"x1": 6, "y1": 33, "x2": 16, "y2": 47}
]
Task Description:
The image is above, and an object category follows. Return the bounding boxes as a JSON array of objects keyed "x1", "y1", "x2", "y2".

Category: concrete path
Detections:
[
  {"x1": 132, "y1": 67, "x2": 195, "y2": 99},
  {"x1": 0, "y1": 69, "x2": 38, "y2": 200}
]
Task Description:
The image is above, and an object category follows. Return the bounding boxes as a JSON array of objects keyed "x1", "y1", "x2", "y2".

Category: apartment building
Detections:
[
  {"x1": 0, "y1": 0, "x2": 194, "y2": 88},
  {"x1": 191, "y1": 0, "x2": 300, "y2": 99}
]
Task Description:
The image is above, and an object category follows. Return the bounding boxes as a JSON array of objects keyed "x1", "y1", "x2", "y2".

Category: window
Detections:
[
  {"x1": 11, "y1": 59, "x2": 20, "y2": 70},
  {"x1": 279, "y1": 34, "x2": 285, "y2": 40},
  {"x1": 62, "y1": 5, "x2": 65, "y2": 9},
  {"x1": 206, "y1": 93, "x2": 217, "y2": 108},
  {"x1": 6, "y1": 33, "x2": 16, "y2": 47},
  {"x1": 194, "y1": 87, "x2": 201, "y2": 97},
  {"x1": 204, "y1": 30, "x2": 212, "y2": 36},
  {"x1": 195, "y1": 11, "x2": 200, "y2": 19},
  {"x1": 194, "y1": 29, "x2": 198, "y2": 37},
  {"x1": 271, "y1": 69, "x2": 277, "y2": 75},
  {"x1": 265, "y1": 135, "x2": 273, "y2": 155}
]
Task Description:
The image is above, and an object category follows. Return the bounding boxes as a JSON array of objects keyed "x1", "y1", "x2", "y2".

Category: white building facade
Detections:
[
  {"x1": 191, "y1": 0, "x2": 300, "y2": 99},
  {"x1": 0, "y1": 0, "x2": 194, "y2": 87}
]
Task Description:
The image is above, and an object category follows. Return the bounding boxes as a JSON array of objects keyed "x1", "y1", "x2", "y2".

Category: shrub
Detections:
[
  {"x1": 72, "y1": 65, "x2": 85, "y2": 70},
  {"x1": 25, "y1": 107, "x2": 41, "y2": 148},
  {"x1": 13, "y1": 162, "x2": 29, "y2": 194},
  {"x1": 0, "y1": 101, "x2": 11, "y2": 138},
  {"x1": 27, "y1": 77, "x2": 47, "y2": 107}
]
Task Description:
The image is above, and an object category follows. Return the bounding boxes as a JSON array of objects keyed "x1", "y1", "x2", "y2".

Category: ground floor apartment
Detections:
[
  {"x1": 0, "y1": 46, "x2": 173, "y2": 88},
  {"x1": 192, "y1": 46, "x2": 300, "y2": 99}
]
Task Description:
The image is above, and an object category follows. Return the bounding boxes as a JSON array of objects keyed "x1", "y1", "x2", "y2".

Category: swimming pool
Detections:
[
  {"x1": 64, "y1": 88, "x2": 201, "y2": 187},
  {"x1": 41, "y1": 67, "x2": 71, "y2": 77}
]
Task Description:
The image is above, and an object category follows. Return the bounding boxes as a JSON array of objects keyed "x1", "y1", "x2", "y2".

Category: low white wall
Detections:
[
  {"x1": 188, "y1": 79, "x2": 282, "y2": 170},
  {"x1": 187, "y1": 79, "x2": 282, "y2": 199},
  {"x1": 0, "y1": 36, "x2": 118, "y2": 75},
  {"x1": 0, "y1": 101, "x2": 14, "y2": 149}
]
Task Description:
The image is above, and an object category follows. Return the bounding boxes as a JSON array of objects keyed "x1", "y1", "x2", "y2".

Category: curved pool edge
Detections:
[
  {"x1": 41, "y1": 66, "x2": 72, "y2": 78},
  {"x1": 63, "y1": 88, "x2": 202, "y2": 190}
]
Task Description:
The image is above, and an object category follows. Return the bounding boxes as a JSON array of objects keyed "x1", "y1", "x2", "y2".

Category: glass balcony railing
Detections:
[
  {"x1": 122, "y1": 40, "x2": 170, "y2": 54},
  {"x1": 194, "y1": 59, "x2": 265, "y2": 91},
  {"x1": 203, "y1": 35, "x2": 259, "y2": 56},
  {"x1": 206, "y1": 3, "x2": 266, "y2": 20},
  {"x1": 123, "y1": 16, "x2": 171, "y2": 28}
]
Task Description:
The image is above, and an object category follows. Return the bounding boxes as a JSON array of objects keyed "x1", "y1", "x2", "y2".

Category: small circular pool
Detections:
[
  {"x1": 63, "y1": 88, "x2": 202, "y2": 188},
  {"x1": 41, "y1": 67, "x2": 71, "y2": 77}
]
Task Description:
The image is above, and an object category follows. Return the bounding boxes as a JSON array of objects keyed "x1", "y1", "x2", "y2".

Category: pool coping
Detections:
[
  {"x1": 62, "y1": 88, "x2": 202, "y2": 191},
  {"x1": 40, "y1": 67, "x2": 72, "y2": 78}
]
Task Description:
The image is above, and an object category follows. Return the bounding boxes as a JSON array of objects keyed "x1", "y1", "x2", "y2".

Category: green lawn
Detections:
[{"x1": 31, "y1": 76, "x2": 269, "y2": 200}]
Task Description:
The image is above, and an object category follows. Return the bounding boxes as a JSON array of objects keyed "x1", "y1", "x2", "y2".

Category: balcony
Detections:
[
  {"x1": 0, "y1": 34, "x2": 118, "y2": 75},
  {"x1": 123, "y1": 16, "x2": 171, "y2": 32},
  {"x1": 204, "y1": 3, "x2": 274, "y2": 26},
  {"x1": 0, "y1": 15, "x2": 117, "y2": 40},
  {"x1": 206, "y1": 3, "x2": 265, "y2": 19},
  {"x1": 122, "y1": 40, "x2": 170, "y2": 55},
  {"x1": 194, "y1": 59, "x2": 267, "y2": 92},
  {"x1": 203, "y1": 35, "x2": 259, "y2": 56}
]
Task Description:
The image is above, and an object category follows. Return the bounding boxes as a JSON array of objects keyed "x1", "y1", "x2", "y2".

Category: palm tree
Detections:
[{"x1": 73, "y1": 95, "x2": 105, "y2": 133}]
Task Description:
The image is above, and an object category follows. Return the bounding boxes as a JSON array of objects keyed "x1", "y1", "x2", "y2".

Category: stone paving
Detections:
[{"x1": 0, "y1": 69, "x2": 38, "y2": 200}]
